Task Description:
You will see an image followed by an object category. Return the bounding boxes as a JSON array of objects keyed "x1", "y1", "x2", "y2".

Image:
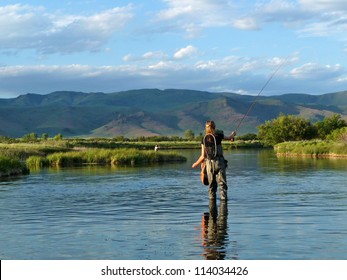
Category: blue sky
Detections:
[{"x1": 1, "y1": 0, "x2": 347, "y2": 97}]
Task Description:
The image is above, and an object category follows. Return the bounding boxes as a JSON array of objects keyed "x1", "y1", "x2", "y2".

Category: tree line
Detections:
[
  {"x1": 1, "y1": 114, "x2": 346, "y2": 146},
  {"x1": 257, "y1": 113, "x2": 347, "y2": 146}
]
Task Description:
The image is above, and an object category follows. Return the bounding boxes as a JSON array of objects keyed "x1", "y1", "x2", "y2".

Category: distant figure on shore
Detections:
[{"x1": 154, "y1": 145, "x2": 159, "y2": 152}]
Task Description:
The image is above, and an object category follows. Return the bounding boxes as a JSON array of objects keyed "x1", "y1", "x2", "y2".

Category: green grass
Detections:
[
  {"x1": 0, "y1": 142, "x2": 70, "y2": 160},
  {"x1": 1, "y1": 138, "x2": 264, "y2": 171},
  {"x1": 0, "y1": 156, "x2": 29, "y2": 177},
  {"x1": 26, "y1": 148, "x2": 187, "y2": 168},
  {"x1": 275, "y1": 140, "x2": 347, "y2": 157},
  {"x1": 25, "y1": 156, "x2": 49, "y2": 169}
]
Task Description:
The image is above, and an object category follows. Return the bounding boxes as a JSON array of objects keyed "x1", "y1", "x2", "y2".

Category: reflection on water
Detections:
[
  {"x1": 202, "y1": 200, "x2": 229, "y2": 260},
  {"x1": 0, "y1": 149, "x2": 347, "y2": 259}
]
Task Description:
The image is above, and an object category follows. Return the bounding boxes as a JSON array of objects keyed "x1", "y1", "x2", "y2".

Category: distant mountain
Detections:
[{"x1": 1, "y1": 89, "x2": 346, "y2": 138}]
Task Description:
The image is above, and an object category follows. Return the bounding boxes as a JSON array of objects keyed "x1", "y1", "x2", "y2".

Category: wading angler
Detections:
[{"x1": 192, "y1": 121, "x2": 236, "y2": 200}]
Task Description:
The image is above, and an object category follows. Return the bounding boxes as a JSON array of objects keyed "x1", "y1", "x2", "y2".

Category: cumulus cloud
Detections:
[
  {"x1": 154, "y1": 0, "x2": 347, "y2": 41},
  {"x1": 123, "y1": 51, "x2": 167, "y2": 62},
  {"x1": 290, "y1": 63, "x2": 344, "y2": 80},
  {"x1": 173, "y1": 45, "x2": 198, "y2": 59},
  {"x1": 250, "y1": 0, "x2": 347, "y2": 38},
  {"x1": 233, "y1": 18, "x2": 259, "y2": 30},
  {"x1": 155, "y1": 0, "x2": 237, "y2": 36},
  {"x1": 299, "y1": 0, "x2": 347, "y2": 11},
  {"x1": 157, "y1": 0, "x2": 234, "y2": 24},
  {"x1": 1, "y1": 53, "x2": 346, "y2": 97},
  {"x1": 0, "y1": 4, "x2": 134, "y2": 54}
]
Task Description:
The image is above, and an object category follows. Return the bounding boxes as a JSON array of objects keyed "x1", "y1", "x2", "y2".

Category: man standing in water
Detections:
[{"x1": 192, "y1": 121, "x2": 236, "y2": 200}]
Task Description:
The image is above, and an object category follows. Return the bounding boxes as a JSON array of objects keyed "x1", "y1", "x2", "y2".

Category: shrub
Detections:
[
  {"x1": 0, "y1": 156, "x2": 29, "y2": 177},
  {"x1": 258, "y1": 114, "x2": 315, "y2": 146},
  {"x1": 26, "y1": 156, "x2": 49, "y2": 169},
  {"x1": 314, "y1": 114, "x2": 347, "y2": 139}
]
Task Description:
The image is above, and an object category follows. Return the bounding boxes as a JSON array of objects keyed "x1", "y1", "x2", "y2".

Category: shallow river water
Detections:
[{"x1": 1, "y1": 149, "x2": 346, "y2": 260}]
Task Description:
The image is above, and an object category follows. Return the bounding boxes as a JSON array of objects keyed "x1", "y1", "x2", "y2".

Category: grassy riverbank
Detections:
[
  {"x1": 0, "y1": 138, "x2": 263, "y2": 173},
  {"x1": 275, "y1": 140, "x2": 347, "y2": 158},
  {"x1": 0, "y1": 138, "x2": 263, "y2": 158},
  {"x1": 0, "y1": 156, "x2": 29, "y2": 177},
  {"x1": 26, "y1": 148, "x2": 186, "y2": 168}
]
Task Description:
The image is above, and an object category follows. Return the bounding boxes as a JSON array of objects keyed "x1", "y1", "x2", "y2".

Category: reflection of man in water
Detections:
[{"x1": 201, "y1": 200, "x2": 228, "y2": 260}]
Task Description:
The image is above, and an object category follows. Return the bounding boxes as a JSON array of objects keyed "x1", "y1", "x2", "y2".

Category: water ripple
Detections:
[{"x1": 1, "y1": 150, "x2": 347, "y2": 259}]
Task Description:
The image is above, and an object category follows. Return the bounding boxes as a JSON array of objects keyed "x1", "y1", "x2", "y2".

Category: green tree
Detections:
[
  {"x1": 314, "y1": 114, "x2": 347, "y2": 139},
  {"x1": 238, "y1": 133, "x2": 258, "y2": 141},
  {"x1": 22, "y1": 132, "x2": 38, "y2": 142},
  {"x1": 41, "y1": 133, "x2": 49, "y2": 140},
  {"x1": 258, "y1": 114, "x2": 315, "y2": 146},
  {"x1": 53, "y1": 133, "x2": 63, "y2": 140},
  {"x1": 327, "y1": 127, "x2": 347, "y2": 143},
  {"x1": 184, "y1": 129, "x2": 195, "y2": 140}
]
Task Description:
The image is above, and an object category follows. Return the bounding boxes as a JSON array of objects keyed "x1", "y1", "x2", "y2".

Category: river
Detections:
[{"x1": 0, "y1": 149, "x2": 346, "y2": 260}]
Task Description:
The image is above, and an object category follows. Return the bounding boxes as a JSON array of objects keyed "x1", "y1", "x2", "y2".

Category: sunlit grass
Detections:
[
  {"x1": 275, "y1": 140, "x2": 347, "y2": 157},
  {"x1": 26, "y1": 148, "x2": 186, "y2": 168},
  {"x1": 0, "y1": 156, "x2": 29, "y2": 177}
]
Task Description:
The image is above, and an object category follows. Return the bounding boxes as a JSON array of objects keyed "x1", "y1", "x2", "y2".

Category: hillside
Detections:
[{"x1": 0, "y1": 89, "x2": 346, "y2": 138}]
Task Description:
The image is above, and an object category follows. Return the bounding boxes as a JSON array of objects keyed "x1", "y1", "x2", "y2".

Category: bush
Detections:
[
  {"x1": 26, "y1": 156, "x2": 49, "y2": 169},
  {"x1": 0, "y1": 156, "x2": 29, "y2": 177},
  {"x1": 275, "y1": 140, "x2": 347, "y2": 157},
  {"x1": 21, "y1": 133, "x2": 38, "y2": 142},
  {"x1": 258, "y1": 114, "x2": 315, "y2": 146},
  {"x1": 314, "y1": 114, "x2": 347, "y2": 139},
  {"x1": 327, "y1": 127, "x2": 347, "y2": 143}
]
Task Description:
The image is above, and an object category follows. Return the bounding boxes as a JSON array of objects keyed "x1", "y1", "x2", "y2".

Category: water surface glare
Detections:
[{"x1": 0, "y1": 149, "x2": 346, "y2": 259}]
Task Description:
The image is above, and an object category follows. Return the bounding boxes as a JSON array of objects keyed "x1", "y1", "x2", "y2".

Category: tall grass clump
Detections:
[
  {"x1": 111, "y1": 149, "x2": 186, "y2": 165},
  {"x1": 80, "y1": 148, "x2": 114, "y2": 165},
  {"x1": 36, "y1": 148, "x2": 187, "y2": 167},
  {"x1": 275, "y1": 140, "x2": 347, "y2": 157},
  {"x1": 0, "y1": 156, "x2": 29, "y2": 177},
  {"x1": 47, "y1": 152, "x2": 84, "y2": 167},
  {"x1": 26, "y1": 156, "x2": 50, "y2": 169}
]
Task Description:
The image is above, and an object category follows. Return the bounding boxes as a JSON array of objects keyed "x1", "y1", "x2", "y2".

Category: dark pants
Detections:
[{"x1": 205, "y1": 157, "x2": 228, "y2": 200}]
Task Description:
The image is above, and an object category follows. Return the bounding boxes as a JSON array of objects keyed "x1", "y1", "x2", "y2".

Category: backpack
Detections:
[{"x1": 203, "y1": 133, "x2": 217, "y2": 160}]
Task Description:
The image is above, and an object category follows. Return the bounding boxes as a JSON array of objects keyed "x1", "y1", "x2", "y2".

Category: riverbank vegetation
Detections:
[
  {"x1": 1, "y1": 113, "x2": 346, "y2": 176},
  {"x1": 275, "y1": 139, "x2": 347, "y2": 158},
  {"x1": 26, "y1": 148, "x2": 186, "y2": 168},
  {"x1": 0, "y1": 134, "x2": 261, "y2": 176},
  {"x1": 257, "y1": 114, "x2": 346, "y2": 146},
  {"x1": 0, "y1": 133, "x2": 263, "y2": 161},
  {"x1": 0, "y1": 156, "x2": 29, "y2": 178},
  {"x1": 260, "y1": 114, "x2": 347, "y2": 157}
]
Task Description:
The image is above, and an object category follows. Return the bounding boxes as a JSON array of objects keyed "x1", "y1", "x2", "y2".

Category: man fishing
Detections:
[{"x1": 192, "y1": 121, "x2": 236, "y2": 200}]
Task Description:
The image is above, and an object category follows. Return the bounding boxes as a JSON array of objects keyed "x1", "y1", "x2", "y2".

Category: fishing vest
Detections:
[{"x1": 203, "y1": 133, "x2": 224, "y2": 160}]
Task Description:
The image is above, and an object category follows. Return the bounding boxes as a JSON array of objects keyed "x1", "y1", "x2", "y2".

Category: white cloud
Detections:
[
  {"x1": 157, "y1": 0, "x2": 234, "y2": 24},
  {"x1": 233, "y1": 18, "x2": 259, "y2": 30},
  {"x1": 0, "y1": 4, "x2": 134, "y2": 54},
  {"x1": 155, "y1": 0, "x2": 236, "y2": 36},
  {"x1": 154, "y1": 0, "x2": 345, "y2": 40},
  {"x1": 290, "y1": 63, "x2": 344, "y2": 80},
  {"x1": 2, "y1": 52, "x2": 345, "y2": 97},
  {"x1": 155, "y1": 0, "x2": 347, "y2": 41},
  {"x1": 257, "y1": 0, "x2": 310, "y2": 22},
  {"x1": 173, "y1": 45, "x2": 198, "y2": 59},
  {"x1": 123, "y1": 51, "x2": 167, "y2": 62},
  {"x1": 252, "y1": 0, "x2": 347, "y2": 38},
  {"x1": 299, "y1": 0, "x2": 347, "y2": 11}
]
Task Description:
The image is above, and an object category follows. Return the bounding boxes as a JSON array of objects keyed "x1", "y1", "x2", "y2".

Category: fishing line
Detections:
[{"x1": 234, "y1": 56, "x2": 290, "y2": 132}]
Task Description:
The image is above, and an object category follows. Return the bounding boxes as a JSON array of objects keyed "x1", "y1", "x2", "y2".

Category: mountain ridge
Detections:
[{"x1": 1, "y1": 89, "x2": 346, "y2": 137}]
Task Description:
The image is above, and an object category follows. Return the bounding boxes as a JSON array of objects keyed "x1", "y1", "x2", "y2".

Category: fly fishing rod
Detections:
[{"x1": 234, "y1": 57, "x2": 289, "y2": 133}]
